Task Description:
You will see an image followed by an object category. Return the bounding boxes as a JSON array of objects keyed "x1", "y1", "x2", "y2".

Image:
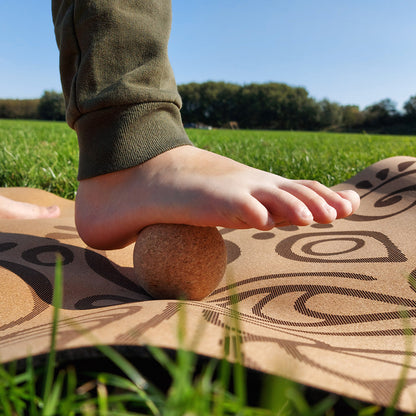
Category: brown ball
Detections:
[{"x1": 133, "y1": 224, "x2": 227, "y2": 300}]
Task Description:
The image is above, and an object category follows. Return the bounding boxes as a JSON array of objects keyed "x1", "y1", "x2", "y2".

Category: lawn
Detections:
[
  {"x1": 1, "y1": 119, "x2": 416, "y2": 198},
  {"x1": 1, "y1": 119, "x2": 416, "y2": 415}
]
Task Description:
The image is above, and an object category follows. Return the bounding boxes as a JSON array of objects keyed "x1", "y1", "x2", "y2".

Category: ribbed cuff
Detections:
[{"x1": 75, "y1": 102, "x2": 192, "y2": 180}]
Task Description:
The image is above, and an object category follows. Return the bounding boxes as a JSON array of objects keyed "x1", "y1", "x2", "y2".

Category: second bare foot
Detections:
[{"x1": 0, "y1": 195, "x2": 61, "y2": 220}]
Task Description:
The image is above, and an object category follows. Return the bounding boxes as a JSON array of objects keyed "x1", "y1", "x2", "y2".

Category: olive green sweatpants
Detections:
[{"x1": 52, "y1": 0, "x2": 192, "y2": 180}]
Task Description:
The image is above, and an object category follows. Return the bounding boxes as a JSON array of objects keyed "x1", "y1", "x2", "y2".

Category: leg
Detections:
[
  {"x1": 53, "y1": 1, "x2": 359, "y2": 250},
  {"x1": 0, "y1": 195, "x2": 60, "y2": 220}
]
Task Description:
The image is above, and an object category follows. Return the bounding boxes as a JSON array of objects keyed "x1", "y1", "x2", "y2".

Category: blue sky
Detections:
[{"x1": 1, "y1": 1, "x2": 415, "y2": 110}]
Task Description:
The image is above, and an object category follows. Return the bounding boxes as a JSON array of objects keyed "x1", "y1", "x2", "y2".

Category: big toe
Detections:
[{"x1": 41, "y1": 205, "x2": 61, "y2": 219}]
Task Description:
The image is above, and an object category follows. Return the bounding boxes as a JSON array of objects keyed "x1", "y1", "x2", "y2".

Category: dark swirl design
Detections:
[
  {"x1": 349, "y1": 167, "x2": 416, "y2": 221},
  {"x1": 275, "y1": 231, "x2": 406, "y2": 263}
]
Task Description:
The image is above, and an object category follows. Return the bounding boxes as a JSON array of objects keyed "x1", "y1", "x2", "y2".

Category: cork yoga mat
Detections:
[{"x1": 1, "y1": 156, "x2": 416, "y2": 411}]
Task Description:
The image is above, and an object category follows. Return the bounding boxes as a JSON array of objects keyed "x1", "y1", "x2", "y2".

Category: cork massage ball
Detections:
[{"x1": 133, "y1": 224, "x2": 227, "y2": 300}]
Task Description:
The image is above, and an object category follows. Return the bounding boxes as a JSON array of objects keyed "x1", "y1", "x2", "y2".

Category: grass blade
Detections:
[
  {"x1": 42, "y1": 255, "x2": 63, "y2": 402},
  {"x1": 42, "y1": 370, "x2": 65, "y2": 416}
]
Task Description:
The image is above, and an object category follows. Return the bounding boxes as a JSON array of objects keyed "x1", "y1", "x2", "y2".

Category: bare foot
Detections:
[
  {"x1": 0, "y1": 195, "x2": 61, "y2": 220},
  {"x1": 75, "y1": 145, "x2": 360, "y2": 249}
]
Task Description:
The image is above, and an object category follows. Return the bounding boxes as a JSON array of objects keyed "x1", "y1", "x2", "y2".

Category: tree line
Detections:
[
  {"x1": 0, "y1": 91, "x2": 65, "y2": 121},
  {"x1": 178, "y1": 82, "x2": 416, "y2": 134},
  {"x1": 1, "y1": 84, "x2": 416, "y2": 134}
]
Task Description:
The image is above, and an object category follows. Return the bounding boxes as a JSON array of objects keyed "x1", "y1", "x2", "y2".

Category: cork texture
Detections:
[
  {"x1": 2, "y1": 156, "x2": 416, "y2": 412},
  {"x1": 134, "y1": 224, "x2": 226, "y2": 300}
]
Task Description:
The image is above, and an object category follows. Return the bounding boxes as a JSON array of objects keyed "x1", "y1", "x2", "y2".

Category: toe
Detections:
[
  {"x1": 296, "y1": 180, "x2": 358, "y2": 220},
  {"x1": 233, "y1": 195, "x2": 276, "y2": 230},
  {"x1": 336, "y1": 190, "x2": 361, "y2": 216},
  {"x1": 278, "y1": 182, "x2": 338, "y2": 224},
  {"x1": 253, "y1": 187, "x2": 315, "y2": 227},
  {"x1": 45, "y1": 205, "x2": 61, "y2": 218}
]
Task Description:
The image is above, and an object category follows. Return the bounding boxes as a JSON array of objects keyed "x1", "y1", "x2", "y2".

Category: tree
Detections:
[
  {"x1": 404, "y1": 95, "x2": 416, "y2": 119},
  {"x1": 179, "y1": 81, "x2": 241, "y2": 127},
  {"x1": 316, "y1": 99, "x2": 343, "y2": 129},
  {"x1": 178, "y1": 82, "x2": 202, "y2": 124},
  {"x1": 363, "y1": 98, "x2": 399, "y2": 126},
  {"x1": 0, "y1": 99, "x2": 39, "y2": 119},
  {"x1": 38, "y1": 90, "x2": 65, "y2": 121},
  {"x1": 237, "y1": 82, "x2": 319, "y2": 130},
  {"x1": 178, "y1": 81, "x2": 388, "y2": 131},
  {"x1": 341, "y1": 105, "x2": 364, "y2": 129}
]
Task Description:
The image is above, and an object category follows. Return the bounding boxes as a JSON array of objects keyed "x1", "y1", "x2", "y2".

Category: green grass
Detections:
[
  {"x1": 1, "y1": 119, "x2": 416, "y2": 415},
  {"x1": 0, "y1": 119, "x2": 78, "y2": 199},
  {"x1": 1, "y1": 119, "x2": 415, "y2": 200},
  {"x1": 187, "y1": 129, "x2": 416, "y2": 186}
]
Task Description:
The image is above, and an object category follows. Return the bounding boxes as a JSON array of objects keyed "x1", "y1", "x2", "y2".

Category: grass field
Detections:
[
  {"x1": 1, "y1": 119, "x2": 416, "y2": 199},
  {"x1": 1, "y1": 118, "x2": 416, "y2": 415}
]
